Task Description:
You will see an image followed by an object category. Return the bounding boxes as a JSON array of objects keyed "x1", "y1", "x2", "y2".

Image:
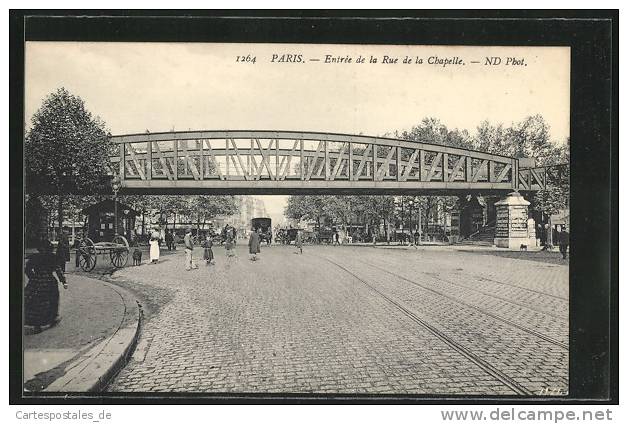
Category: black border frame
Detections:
[{"x1": 9, "y1": 10, "x2": 618, "y2": 405}]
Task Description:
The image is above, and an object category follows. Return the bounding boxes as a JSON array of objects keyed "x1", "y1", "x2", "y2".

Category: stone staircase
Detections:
[{"x1": 458, "y1": 223, "x2": 495, "y2": 246}]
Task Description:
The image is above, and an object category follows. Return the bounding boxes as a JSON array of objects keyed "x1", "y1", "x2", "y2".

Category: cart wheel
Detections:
[
  {"x1": 110, "y1": 235, "x2": 130, "y2": 268},
  {"x1": 78, "y1": 237, "x2": 97, "y2": 272}
]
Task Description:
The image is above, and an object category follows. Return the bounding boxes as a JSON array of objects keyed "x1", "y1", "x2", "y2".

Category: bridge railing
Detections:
[
  {"x1": 108, "y1": 130, "x2": 539, "y2": 191},
  {"x1": 517, "y1": 163, "x2": 569, "y2": 191}
]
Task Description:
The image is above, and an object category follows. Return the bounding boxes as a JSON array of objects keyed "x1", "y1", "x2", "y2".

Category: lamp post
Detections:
[
  {"x1": 112, "y1": 175, "x2": 121, "y2": 237},
  {"x1": 400, "y1": 197, "x2": 405, "y2": 245},
  {"x1": 408, "y1": 198, "x2": 414, "y2": 245},
  {"x1": 418, "y1": 202, "x2": 422, "y2": 244}
]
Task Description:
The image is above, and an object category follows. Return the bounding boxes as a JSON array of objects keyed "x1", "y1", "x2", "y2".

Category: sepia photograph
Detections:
[
  {"x1": 10, "y1": 11, "x2": 616, "y2": 409},
  {"x1": 21, "y1": 41, "x2": 571, "y2": 396}
]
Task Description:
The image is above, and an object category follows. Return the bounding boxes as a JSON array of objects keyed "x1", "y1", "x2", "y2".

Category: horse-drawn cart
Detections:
[{"x1": 77, "y1": 235, "x2": 130, "y2": 272}]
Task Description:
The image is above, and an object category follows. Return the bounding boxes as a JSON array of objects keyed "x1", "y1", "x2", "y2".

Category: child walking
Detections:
[{"x1": 202, "y1": 234, "x2": 215, "y2": 265}]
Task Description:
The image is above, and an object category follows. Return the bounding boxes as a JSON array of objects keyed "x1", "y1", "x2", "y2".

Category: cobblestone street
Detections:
[{"x1": 107, "y1": 244, "x2": 568, "y2": 395}]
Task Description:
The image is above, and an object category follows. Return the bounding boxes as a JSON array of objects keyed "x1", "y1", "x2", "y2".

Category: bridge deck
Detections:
[{"x1": 109, "y1": 130, "x2": 550, "y2": 193}]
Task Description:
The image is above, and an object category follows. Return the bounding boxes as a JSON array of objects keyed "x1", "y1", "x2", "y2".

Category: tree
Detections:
[
  {"x1": 353, "y1": 196, "x2": 396, "y2": 240},
  {"x1": 396, "y1": 118, "x2": 470, "y2": 231},
  {"x1": 118, "y1": 195, "x2": 238, "y2": 234},
  {"x1": 473, "y1": 115, "x2": 562, "y2": 162},
  {"x1": 322, "y1": 196, "x2": 358, "y2": 230},
  {"x1": 398, "y1": 117, "x2": 475, "y2": 150},
  {"x1": 473, "y1": 116, "x2": 570, "y2": 216},
  {"x1": 285, "y1": 195, "x2": 327, "y2": 230},
  {"x1": 25, "y1": 88, "x2": 112, "y2": 239},
  {"x1": 190, "y1": 195, "x2": 238, "y2": 231},
  {"x1": 532, "y1": 139, "x2": 570, "y2": 216}
]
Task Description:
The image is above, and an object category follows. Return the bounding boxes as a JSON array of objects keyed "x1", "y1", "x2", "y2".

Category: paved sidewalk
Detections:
[
  {"x1": 24, "y1": 273, "x2": 140, "y2": 392},
  {"x1": 337, "y1": 242, "x2": 568, "y2": 265}
]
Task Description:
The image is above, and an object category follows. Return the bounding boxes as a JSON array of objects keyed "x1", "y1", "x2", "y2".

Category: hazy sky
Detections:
[
  {"x1": 24, "y1": 42, "x2": 570, "y2": 218},
  {"x1": 25, "y1": 42, "x2": 570, "y2": 139}
]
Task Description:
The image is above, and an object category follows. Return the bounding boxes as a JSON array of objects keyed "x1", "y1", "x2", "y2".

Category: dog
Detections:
[
  {"x1": 519, "y1": 244, "x2": 528, "y2": 251},
  {"x1": 132, "y1": 248, "x2": 143, "y2": 265}
]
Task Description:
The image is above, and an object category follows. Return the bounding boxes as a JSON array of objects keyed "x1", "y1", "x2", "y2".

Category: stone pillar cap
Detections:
[{"x1": 495, "y1": 191, "x2": 531, "y2": 206}]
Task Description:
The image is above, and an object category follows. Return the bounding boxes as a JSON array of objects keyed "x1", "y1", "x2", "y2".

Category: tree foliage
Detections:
[
  {"x1": 25, "y1": 88, "x2": 113, "y2": 239},
  {"x1": 25, "y1": 88, "x2": 112, "y2": 193},
  {"x1": 400, "y1": 115, "x2": 569, "y2": 215},
  {"x1": 474, "y1": 115, "x2": 563, "y2": 163},
  {"x1": 118, "y1": 195, "x2": 237, "y2": 230},
  {"x1": 285, "y1": 195, "x2": 327, "y2": 228},
  {"x1": 398, "y1": 117, "x2": 474, "y2": 150},
  {"x1": 531, "y1": 139, "x2": 570, "y2": 215},
  {"x1": 35, "y1": 194, "x2": 239, "y2": 240}
]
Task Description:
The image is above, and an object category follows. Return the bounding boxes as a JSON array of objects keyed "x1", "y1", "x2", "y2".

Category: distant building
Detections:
[{"x1": 218, "y1": 196, "x2": 269, "y2": 237}]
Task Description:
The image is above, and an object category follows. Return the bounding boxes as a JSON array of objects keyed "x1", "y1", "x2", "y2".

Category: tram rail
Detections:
[
  {"x1": 320, "y1": 255, "x2": 533, "y2": 396},
  {"x1": 349, "y1": 256, "x2": 568, "y2": 350},
  {"x1": 360, "y1": 255, "x2": 568, "y2": 322}
]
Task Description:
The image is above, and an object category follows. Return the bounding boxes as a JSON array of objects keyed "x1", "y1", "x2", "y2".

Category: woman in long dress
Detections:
[
  {"x1": 149, "y1": 230, "x2": 160, "y2": 264},
  {"x1": 294, "y1": 230, "x2": 303, "y2": 254},
  {"x1": 24, "y1": 240, "x2": 68, "y2": 331},
  {"x1": 225, "y1": 235, "x2": 236, "y2": 258},
  {"x1": 248, "y1": 228, "x2": 261, "y2": 261}
]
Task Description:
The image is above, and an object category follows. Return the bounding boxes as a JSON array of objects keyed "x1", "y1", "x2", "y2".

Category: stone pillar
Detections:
[{"x1": 494, "y1": 191, "x2": 531, "y2": 249}]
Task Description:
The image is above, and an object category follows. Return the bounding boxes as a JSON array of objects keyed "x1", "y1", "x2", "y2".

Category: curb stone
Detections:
[{"x1": 44, "y1": 281, "x2": 143, "y2": 392}]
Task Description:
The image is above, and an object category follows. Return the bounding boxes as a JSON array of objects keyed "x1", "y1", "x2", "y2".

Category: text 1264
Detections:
[{"x1": 236, "y1": 55, "x2": 256, "y2": 63}]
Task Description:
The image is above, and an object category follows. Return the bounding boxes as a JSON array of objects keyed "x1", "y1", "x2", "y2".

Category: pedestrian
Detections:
[
  {"x1": 225, "y1": 235, "x2": 236, "y2": 258},
  {"x1": 202, "y1": 234, "x2": 215, "y2": 265},
  {"x1": 56, "y1": 230, "x2": 70, "y2": 272},
  {"x1": 539, "y1": 224, "x2": 547, "y2": 249},
  {"x1": 294, "y1": 229, "x2": 303, "y2": 254},
  {"x1": 165, "y1": 230, "x2": 174, "y2": 251},
  {"x1": 24, "y1": 240, "x2": 68, "y2": 332},
  {"x1": 541, "y1": 223, "x2": 551, "y2": 250},
  {"x1": 557, "y1": 225, "x2": 570, "y2": 260},
  {"x1": 248, "y1": 227, "x2": 261, "y2": 261},
  {"x1": 131, "y1": 236, "x2": 143, "y2": 266},
  {"x1": 149, "y1": 228, "x2": 160, "y2": 264},
  {"x1": 333, "y1": 231, "x2": 340, "y2": 246},
  {"x1": 184, "y1": 227, "x2": 198, "y2": 270},
  {"x1": 72, "y1": 232, "x2": 83, "y2": 268}
]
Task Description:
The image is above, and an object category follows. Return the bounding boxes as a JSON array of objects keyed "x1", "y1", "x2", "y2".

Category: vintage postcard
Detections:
[{"x1": 21, "y1": 41, "x2": 574, "y2": 398}]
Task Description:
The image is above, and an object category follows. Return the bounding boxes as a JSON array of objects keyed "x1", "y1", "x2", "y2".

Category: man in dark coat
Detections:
[
  {"x1": 56, "y1": 230, "x2": 71, "y2": 272},
  {"x1": 248, "y1": 228, "x2": 261, "y2": 261},
  {"x1": 165, "y1": 230, "x2": 174, "y2": 251},
  {"x1": 557, "y1": 225, "x2": 569, "y2": 259}
]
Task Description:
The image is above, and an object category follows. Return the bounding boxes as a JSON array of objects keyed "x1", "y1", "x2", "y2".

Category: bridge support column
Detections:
[{"x1": 494, "y1": 191, "x2": 531, "y2": 249}]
